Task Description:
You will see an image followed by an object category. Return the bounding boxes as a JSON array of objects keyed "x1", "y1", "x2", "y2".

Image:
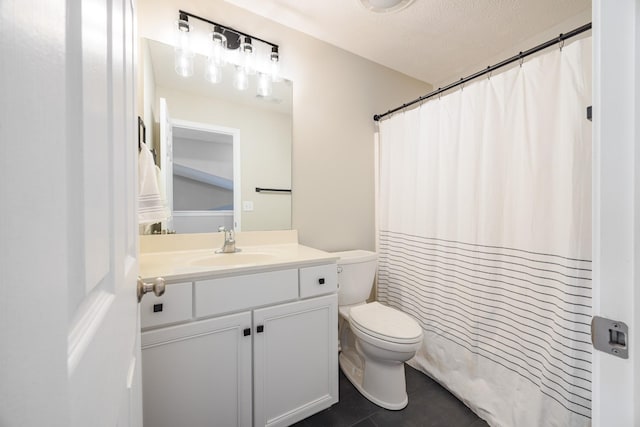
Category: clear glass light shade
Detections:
[
  {"x1": 205, "y1": 59, "x2": 222, "y2": 84},
  {"x1": 240, "y1": 37, "x2": 255, "y2": 75},
  {"x1": 233, "y1": 66, "x2": 249, "y2": 91},
  {"x1": 270, "y1": 58, "x2": 281, "y2": 82},
  {"x1": 175, "y1": 49, "x2": 194, "y2": 77},
  {"x1": 257, "y1": 73, "x2": 272, "y2": 97},
  {"x1": 210, "y1": 30, "x2": 227, "y2": 66},
  {"x1": 175, "y1": 19, "x2": 191, "y2": 51},
  {"x1": 175, "y1": 18, "x2": 193, "y2": 77},
  {"x1": 270, "y1": 47, "x2": 280, "y2": 81}
]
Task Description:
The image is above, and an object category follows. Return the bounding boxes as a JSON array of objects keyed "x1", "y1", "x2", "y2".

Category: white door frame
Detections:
[
  {"x1": 170, "y1": 118, "x2": 242, "y2": 231},
  {"x1": 592, "y1": 0, "x2": 639, "y2": 425}
]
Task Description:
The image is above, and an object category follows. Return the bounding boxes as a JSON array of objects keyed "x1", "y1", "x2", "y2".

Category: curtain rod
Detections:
[{"x1": 373, "y1": 22, "x2": 592, "y2": 122}]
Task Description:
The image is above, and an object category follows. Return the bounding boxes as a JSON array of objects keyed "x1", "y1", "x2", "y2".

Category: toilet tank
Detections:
[{"x1": 332, "y1": 250, "x2": 378, "y2": 306}]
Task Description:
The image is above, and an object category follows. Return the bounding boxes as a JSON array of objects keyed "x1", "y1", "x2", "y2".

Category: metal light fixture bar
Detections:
[{"x1": 178, "y1": 10, "x2": 279, "y2": 51}]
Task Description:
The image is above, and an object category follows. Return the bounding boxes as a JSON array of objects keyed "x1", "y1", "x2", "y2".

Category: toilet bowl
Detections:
[{"x1": 333, "y1": 250, "x2": 423, "y2": 410}]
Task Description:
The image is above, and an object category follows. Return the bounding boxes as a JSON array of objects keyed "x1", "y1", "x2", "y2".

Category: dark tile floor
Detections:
[{"x1": 293, "y1": 365, "x2": 489, "y2": 427}]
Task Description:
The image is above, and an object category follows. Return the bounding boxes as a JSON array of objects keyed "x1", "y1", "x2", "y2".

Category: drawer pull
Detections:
[
  {"x1": 318, "y1": 278, "x2": 325, "y2": 285},
  {"x1": 243, "y1": 328, "x2": 251, "y2": 337},
  {"x1": 153, "y1": 303, "x2": 164, "y2": 313},
  {"x1": 257, "y1": 325, "x2": 264, "y2": 333}
]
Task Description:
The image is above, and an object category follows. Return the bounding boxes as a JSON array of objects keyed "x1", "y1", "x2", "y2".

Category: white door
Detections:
[
  {"x1": 159, "y1": 97, "x2": 174, "y2": 232},
  {"x1": 592, "y1": 1, "x2": 640, "y2": 425},
  {"x1": 0, "y1": 0, "x2": 141, "y2": 425}
]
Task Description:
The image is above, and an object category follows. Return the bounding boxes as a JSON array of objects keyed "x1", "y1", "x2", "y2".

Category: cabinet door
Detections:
[
  {"x1": 253, "y1": 294, "x2": 338, "y2": 427},
  {"x1": 141, "y1": 312, "x2": 252, "y2": 427}
]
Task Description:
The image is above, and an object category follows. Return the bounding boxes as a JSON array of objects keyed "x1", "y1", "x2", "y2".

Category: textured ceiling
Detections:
[{"x1": 223, "y1": 0, "x2": 591, "y2": 85}]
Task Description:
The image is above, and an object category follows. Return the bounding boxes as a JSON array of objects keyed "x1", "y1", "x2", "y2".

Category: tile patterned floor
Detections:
[{"x1": 292, "y1": 365, "x2": 490, "y2": 427}]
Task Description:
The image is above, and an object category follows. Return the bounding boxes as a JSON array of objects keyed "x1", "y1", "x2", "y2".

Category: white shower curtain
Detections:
[{"x1": 377, "y1": 38, "x2": 592, "y2": 427}]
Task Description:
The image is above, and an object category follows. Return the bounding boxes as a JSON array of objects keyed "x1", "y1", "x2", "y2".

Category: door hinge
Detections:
[{"x1": 591, "y1": 316, "x2": 628, "y2": 359}]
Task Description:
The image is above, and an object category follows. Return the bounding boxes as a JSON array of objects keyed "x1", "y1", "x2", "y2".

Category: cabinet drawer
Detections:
[
  {"x1": 299, "y1": 264, "x2": 338, "y2": 298},
  {"x1": 195, "y1": 269, "x2": 298, "y2": 318},
  {"x1": 141, "y1": 282, "x2": 193, "y2": 329}
]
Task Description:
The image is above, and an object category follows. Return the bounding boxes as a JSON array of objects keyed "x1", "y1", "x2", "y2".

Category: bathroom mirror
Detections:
[{"x1": 139, "y1": 38, "x2": 292, "y2": 233}]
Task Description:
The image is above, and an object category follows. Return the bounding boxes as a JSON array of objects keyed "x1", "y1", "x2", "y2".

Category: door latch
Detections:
[
  {"x1": 591, "y1": 316, "x2": 628, "y2": 359},
  {"x1": 137, "y1": 277, "x2": 166, "y2": 303}
]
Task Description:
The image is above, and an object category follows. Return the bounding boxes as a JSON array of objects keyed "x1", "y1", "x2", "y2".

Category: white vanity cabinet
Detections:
[
  {"x1": 140, "y1": 263, "x2": 338, "y2": 427},
  {"x1": 253, "y1": 294, "x2": 337, "y2": 427},
  {"x1": 141, "y1": 311, "x2": 253, "y2": 427}
]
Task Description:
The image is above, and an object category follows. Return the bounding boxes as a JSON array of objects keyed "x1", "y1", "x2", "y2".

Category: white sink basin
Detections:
[{"x1": 189, "y1": 252, "x2": 279, "y2": 267}]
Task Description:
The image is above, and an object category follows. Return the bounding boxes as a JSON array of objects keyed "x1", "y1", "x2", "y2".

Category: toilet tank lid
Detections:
[{"x1": 331, "y1": 250, "x2": 377, "y2": 265}]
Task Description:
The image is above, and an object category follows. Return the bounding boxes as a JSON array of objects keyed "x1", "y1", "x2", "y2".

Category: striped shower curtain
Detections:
[{"x1": 377, "y1": 37, "x2": 592, "y2": 427}]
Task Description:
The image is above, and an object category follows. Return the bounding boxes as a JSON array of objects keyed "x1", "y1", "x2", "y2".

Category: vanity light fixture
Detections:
[{"x1": 174, "y1": 10, "x2": 281, "y2": 94}]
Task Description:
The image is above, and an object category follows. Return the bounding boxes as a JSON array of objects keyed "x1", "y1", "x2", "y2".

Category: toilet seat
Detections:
[{"x1": 349, "y1": 302, "x2": 422, "y2": 345}]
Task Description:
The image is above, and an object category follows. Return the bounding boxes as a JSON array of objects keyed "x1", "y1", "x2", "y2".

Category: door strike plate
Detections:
[{"x1": 591, "y1": 316, "x2": 628, "y2": 359}]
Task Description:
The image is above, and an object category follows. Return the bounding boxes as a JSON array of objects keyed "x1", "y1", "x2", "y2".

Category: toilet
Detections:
[{"x1": 333, "y1": 250, "x2": 423, "y2": 410}]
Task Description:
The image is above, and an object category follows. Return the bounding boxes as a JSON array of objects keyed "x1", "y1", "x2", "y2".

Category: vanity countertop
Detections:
[{"x1": 139, "y1": 230, "x2": 339, "y2": 283}]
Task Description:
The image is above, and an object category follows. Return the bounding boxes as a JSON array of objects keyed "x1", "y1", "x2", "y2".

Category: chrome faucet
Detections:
[{"x1": 216, "y1": 226, "x2": 240, "y2": 253}]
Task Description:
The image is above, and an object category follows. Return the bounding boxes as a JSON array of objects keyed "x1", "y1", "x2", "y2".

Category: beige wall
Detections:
[{"x1": 137, "y1": 0, "x2": 432, "y2": 252}]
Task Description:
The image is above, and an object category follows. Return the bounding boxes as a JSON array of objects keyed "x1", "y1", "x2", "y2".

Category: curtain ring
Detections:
[
  {"x1": 519, "y1": 52, "x2": 524, "y2": 67},
  {"x1": 559, "y1": 37, "x2": 565, "y2": 52}
]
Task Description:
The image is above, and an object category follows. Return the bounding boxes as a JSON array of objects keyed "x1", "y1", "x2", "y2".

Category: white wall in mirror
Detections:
[
  {"x1": 173, "y1": 126, "x2": 234, "y2": 212},
  {"x1": 140, "y1": 38, "x2": 292, "y2": 233}
]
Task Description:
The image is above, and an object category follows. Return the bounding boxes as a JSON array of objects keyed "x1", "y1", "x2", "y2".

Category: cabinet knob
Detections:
[
  {"x1": 137, "y1": 277, "x2": 166, "y2": 303},
  {"x1": 257, "y1": 325, "x2": 264, "y2": 333},
  {"x1": 243, "y1": 328, "x2": 251, "y2": 337},
  {"x1": 318, "y1": 278, "x2": 325, "y2": 285}
]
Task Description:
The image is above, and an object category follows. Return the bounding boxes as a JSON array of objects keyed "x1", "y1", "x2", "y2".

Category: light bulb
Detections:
[
  {"x1": 233, "y1": 66, "x2": 249, "y2": 91},
  {"x1": 257, "y1": 73, "x2": 272, "y2": 97}
]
